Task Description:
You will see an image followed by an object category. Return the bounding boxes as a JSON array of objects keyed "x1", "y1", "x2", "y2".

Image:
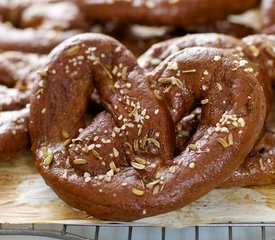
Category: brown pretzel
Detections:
[
  {"x1": 139, "y1": 33, "x2": 275, "y2": 187},
  {"x1": 186, "y1": 21, "x2": 256, "y2": 38},
  {"x1": 103, "y1": 21, "x2": 256, "y2": 57},
  {"x1": 261, "y1": 0, "x2": 275, "y2": 34},
  {"x1": 0, "y1": 51, "x2": 46, "y2": 161},
  {"x1": 0, "y1": 1, "x2": 87, "y2": 53},
  {"x1": 30, "y1": 33, "x2": 266, "y2": 221},
  {"x1": 75, "y1": 0, "x2": 259, "y2": 28}
]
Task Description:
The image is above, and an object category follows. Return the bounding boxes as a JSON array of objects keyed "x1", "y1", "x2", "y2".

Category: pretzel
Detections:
[
  {"x1": 0, "y1": 1, "x2": 87, "y2": 53},
  {"x1": 0, "y1": 51, "x2": 46, "y2": 161},
  {"x1": 75, "y1": 0, "x2": 259, "y2": 28},
  {"x1": 139, "y1": 33, "x2": 275, "y2": 187},
  {"x1": 29, "y1": 33, "x2": 266, "y2": 221},
  {"x1": 103, "y1": 21, "x2": 255, "y2": 57},
  {"x1": 261, "y1": 0, "x2": 275, "y2": 34},
  {"x1": 186, "y1": 21, "x2": 256, "y2": 38}
]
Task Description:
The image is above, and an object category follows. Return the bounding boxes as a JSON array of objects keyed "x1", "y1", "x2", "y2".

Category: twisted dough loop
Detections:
[
  {"x1": 30, "y1": 33, "x2": 266, "y2": 221},
  {"x1": 139, "y1": 33, "x2": 275, "y2": 187}
]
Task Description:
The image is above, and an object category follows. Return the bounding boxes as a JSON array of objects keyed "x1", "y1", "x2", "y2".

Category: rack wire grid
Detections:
[{"x1": 1, "y1": 222, "x2": 275, "y2": 240}]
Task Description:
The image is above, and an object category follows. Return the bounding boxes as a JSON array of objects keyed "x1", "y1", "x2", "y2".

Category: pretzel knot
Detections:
[{"x1": 30, "y1": 33, "x2": 266, "y2": 221}]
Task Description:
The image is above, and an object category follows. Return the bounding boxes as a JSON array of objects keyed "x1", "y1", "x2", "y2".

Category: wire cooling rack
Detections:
[{"x1": 1, "y1": 222, "x2": 275, "y2": 240}]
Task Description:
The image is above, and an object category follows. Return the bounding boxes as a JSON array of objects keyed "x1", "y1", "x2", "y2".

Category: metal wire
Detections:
[{"x1": 0, "y1": 222, "x2": 275, "y2": 240}]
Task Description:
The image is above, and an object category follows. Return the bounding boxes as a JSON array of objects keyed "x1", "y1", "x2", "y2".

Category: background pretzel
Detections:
[
  {"x1": 30, "y1": 33, "x2": 266, "y2": 221},
  {"x1": 75, "y1": 0, "x2": 259, "y2": 28},
  {"x1": 139, "y1": 33, "x2": 275, "y2": 187},
  {"x1": 0, "y1": 0, "x2": 87, "y2": 53},
  {"x1": 0, "y1": 51, "x2": 46, "y2": 161}
]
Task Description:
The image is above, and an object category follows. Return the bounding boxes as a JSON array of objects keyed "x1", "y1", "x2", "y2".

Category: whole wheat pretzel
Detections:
[
  {"x1": 139, "y1": 33, "x2": 275, "y2": 187},
  {"x1": 30, "y1": 33, "x2": 266, "y2": 221},
  {"x1": 261, "y1": 0, "x2": 275, "y2": 34},
  {"x1": 0, "y1": 0, "x2": 87, "y2": 53},
  {"x1": 0, "y1": 51, "x2": 46, "y2": 161},
  {"x1": 75, "y1": 0, "x2": 259, "y2": 28}
]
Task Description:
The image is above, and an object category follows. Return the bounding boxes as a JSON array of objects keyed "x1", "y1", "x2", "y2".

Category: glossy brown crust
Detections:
[
  {"x1": 75, "y1": 0, "x2": 259, "y2": 28},
  {"x1": 139, "y1": 33, "x2": 275, "y2": 187},
  {"x1": 261, "y1": 0, "x2": 275, "y2": 34},
  {"x1": 0, "y1": 1, "x2": 87, "y2": 53},
  {"x1": 0, "y1": 51, "x2": 45, "y2": 161},
  {"x1": 30, "y1": 33, "x2": 266, "y2": 221}
]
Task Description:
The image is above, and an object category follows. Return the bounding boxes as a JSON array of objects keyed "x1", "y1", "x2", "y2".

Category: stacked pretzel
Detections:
[{"x1": 0, "y1": 0, "x2": 275, "y2": 221}]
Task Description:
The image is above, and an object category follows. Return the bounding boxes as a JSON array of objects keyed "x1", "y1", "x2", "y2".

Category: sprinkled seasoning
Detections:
[
  {"x1": 203, "y1": 70, "x2": 209, "y2": 75},
  {"x1": 201, "y1": 99, "x2": 209, "y2": 105},
  {"x1": 99, "y1": 63, "x2": 113, "y2": 79},
  {"x1": 113, "y1": 147, "x2": 119, "y2": 158},
  {"x1": 158, "y1": 76, "x2": 183, "y2": 88},
  {"x1": 182, "y1": 69, "x2": 196, "y2": 74},
  {"x1": 167, "y1": 61, "x2": 178, "y2": 70},
  {"x1": 131, "y1": 162, "x2": 145, "y2": 170},
  {"x1": 202, "y1": 85, "x2": 207, "y2": 91},
  {"x1": 134, "y1": 157, "x2": 147, "y2": 165},
  {"x1": 109, "y1": 161, "x2": 117, "y2": 172},
  {"x1": 43, "y1": 153, "x2": 53, "y2": 165},
  {"x1": 147, "y1": 138, "x2": 161, "y2": 148},
  {"x1": 121, "y1": 66, "x2": 128, "y2": 80},
  {"x1": 188, "y1": 162, "x2": 195, "y2": 169},
  {"x1": 238, "y1": 118, "x2": 245, "y2": 127},
  {"x1": 214, "y1": 55, "x2": 221, "y2": 61},
  {"x1": 216, "y1": 83, "x2": 222, "y2": 90},
  {"x1": 73, "y1": 159, "x2": 88, "y2": 164},
  {"x1": 132, "y1": 188, "x2": 144, "y2": 196},
  {"x1": 188, "y1": 144, "x2": 197, "y2": 151},
  {"x1": 66, "y1": 45, "x2": 80, "y2": 56},
  {"x1": 91, "y1": 149, "x2": 102, "y2": 159},
  {"x1": 217, "y1": 138, "x2": 229, "y2": 148},
  {"x1": 228, "y1": 133, "x2": 234, "y2": 146},
  {"x1": 37, "y1": 69, "x2": 48, "y2": 77}
]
